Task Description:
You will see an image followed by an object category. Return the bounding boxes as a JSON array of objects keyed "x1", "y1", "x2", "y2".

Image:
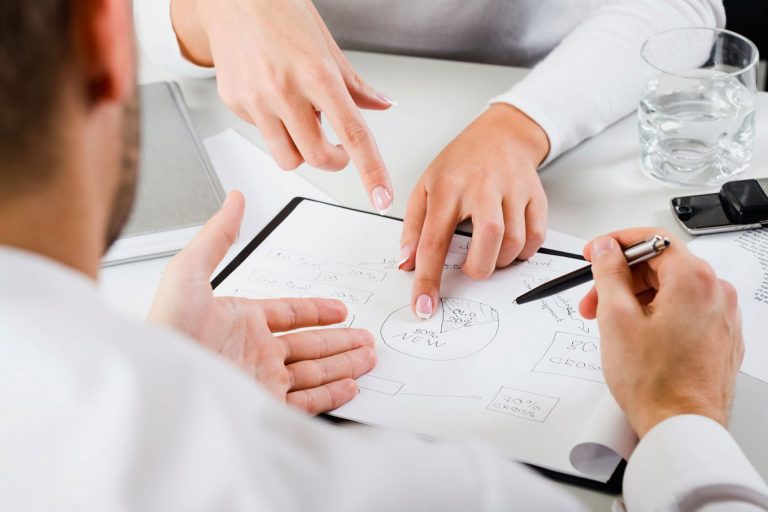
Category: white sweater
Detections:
[{"x1": 134, "y1": 0, "x2": 725, "y2": 163}]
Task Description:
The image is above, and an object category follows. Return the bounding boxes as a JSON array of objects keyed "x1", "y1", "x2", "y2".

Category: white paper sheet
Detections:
[
  {"x1": 213, "y1": 199, "x2": 636, "y2": 482},
  {"x1": 203, "y1": 129, "x2": 337, "y2": 259},
  {"x1": 689, "y1": 230, "x2": 768, "y2": 384}
]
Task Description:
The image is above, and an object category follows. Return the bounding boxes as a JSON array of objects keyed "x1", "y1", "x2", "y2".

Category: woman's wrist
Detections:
[
  {"x1": 485, "y1": 103, "x2": 551, "y2": 167},
  {"x1": 171, "y1": 0, "x2": 214, "y2": 66}
]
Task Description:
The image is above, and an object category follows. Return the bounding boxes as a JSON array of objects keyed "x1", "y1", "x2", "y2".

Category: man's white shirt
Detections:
[{"x1": 1, "y1": 246, "x2": 766, "y2": 510}]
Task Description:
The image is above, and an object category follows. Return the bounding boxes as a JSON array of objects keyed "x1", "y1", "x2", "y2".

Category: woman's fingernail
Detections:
[
  {"x1": 372, "y1": 187, "x2": 392, "y2": 215},
  {"x1": 376, "y1": 90, "x2": 398, "y2": 106},
  {"x1": 591, "y1": 237, "x2": 616, "y2": 258},
  {"x1": 416, "y1": 295, "x2": 433, "y2": 319},
  {"x1": 397, "y1": 246, "x2": 411, "y2": 268}
]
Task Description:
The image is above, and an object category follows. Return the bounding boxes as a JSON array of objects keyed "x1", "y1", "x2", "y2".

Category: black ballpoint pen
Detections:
[{"x1": 513, "y1": 235, "x2": 671, "y2": 305}]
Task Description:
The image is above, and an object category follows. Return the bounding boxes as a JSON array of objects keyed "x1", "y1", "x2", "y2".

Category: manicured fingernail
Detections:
[
  {"x1": 397, "y1": 245, "x2": 411, "y2": 268},
  {"x1": 372, "y1": 187, "x2": 392, "y2": 215},
  {"x1": 416, "y1": 295, "x2": 433, "y2": 319},
  {"x1": 376, "y1": 90, "x2": 398, "y2": 106},
  {"x1": 591, "y1": 237, "x2": 616, "y2": 258}
]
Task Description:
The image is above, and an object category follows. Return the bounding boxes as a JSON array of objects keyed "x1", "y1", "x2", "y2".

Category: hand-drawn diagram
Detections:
[
  {"x1": 533, "y1": 331, "x2": 605, "y2": 383},
  {"x1": 356, "y1": 258, "x2": 400, "y2": 271},
  {"x1": 380, "y1": 298, "x2": 499, "y2": 361},
  {"x1": 356, "y1": 376, "x2": 482, "y2": 400},
  {"x1": 243, "y1": 269, "x2": 374, "y2": 305},
  {"x1": 268, "y1": 249, "x2": 387, "y2": 282},
  {"x1": 357, "y1": 374, "x2": 405, "y2": 396},
  {"x1": 520, "y1": 273, "x2": 591, "y2": 334},
  {"x1": 331, "y1": 315, "x2": 356, "y2": 329},
  {"x1": 355, "y1": 256, "x2": 466, "y2": 272},
  {"x1": 400, "y1": 392, "x2": 483, "y2": 400},
  {"x1": 234, "y1": 248, "x2": 388, "y2": 305},
  {"x1": 486, "y1": 387, "x2": 559, "y2": 423},
  {"x1": 511, "y1": 254, "x2": 556, "y2": 270}
]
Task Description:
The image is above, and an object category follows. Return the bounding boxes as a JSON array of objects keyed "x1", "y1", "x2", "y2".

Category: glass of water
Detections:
[{"x1": 639, "y1": 28, "x2": 759, "y2": 186}]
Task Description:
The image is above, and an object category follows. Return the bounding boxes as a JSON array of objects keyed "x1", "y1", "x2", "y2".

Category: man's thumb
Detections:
[
  {"x1": 176, "y1": 191, "x2": 245, "y2": 278},
  {"x1": 590, "y1": 237, "x2": 639, "y2": 315}
]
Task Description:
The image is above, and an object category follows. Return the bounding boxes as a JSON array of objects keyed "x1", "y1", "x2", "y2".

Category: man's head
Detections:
[{"x1": 0, "y1": 0, "x2": 139, "y2": 275}]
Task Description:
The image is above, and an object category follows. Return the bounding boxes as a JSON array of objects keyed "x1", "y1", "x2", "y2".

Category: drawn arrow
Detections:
[{"x1": 400, "y1": 392, "x2": 483, "y2": 400}]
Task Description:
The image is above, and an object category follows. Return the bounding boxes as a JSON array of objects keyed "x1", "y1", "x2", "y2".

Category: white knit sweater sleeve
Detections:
[{"x1": 491, "y1": 0, "x2": 726, "y2": 165}]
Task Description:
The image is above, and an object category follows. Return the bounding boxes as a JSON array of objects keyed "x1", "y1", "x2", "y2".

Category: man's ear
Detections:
[{"x1": 76, "y1": 0, "x2": 136, "y2": 105}]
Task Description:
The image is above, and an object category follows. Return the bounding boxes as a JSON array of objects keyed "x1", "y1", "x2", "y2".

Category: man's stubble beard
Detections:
[{"x1": 104, "y1": 91, "x2": 140, "y2": 251}]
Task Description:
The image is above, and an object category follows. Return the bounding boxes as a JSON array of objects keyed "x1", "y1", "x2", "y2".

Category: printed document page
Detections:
[
  {"x1": 214, "y1": 200, "x2": 636, "y2": 481},
  {"x1": 690, "y1": 230, "x2": 768, "y2": 384}
]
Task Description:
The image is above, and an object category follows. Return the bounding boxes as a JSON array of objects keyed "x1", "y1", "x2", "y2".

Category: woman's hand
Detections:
[
  {"x1": 171, "y1": 0, "x2": 395, "y2": 213},
  {"x1": 399, "y1": 103, "x2": 550, "y2": 318}
]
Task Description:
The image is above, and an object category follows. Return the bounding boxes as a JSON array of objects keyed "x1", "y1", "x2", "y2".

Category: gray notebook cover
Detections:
[{"x1": 105, "y1": 82, "x2": 224, "y2": 265}]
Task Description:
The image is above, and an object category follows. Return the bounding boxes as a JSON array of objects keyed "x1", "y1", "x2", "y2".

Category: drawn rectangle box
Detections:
[
  {"x1": 247, "y1": 269, "x2": 374, "y2": 305},
  {"x1": 357, "y1": 375, "x2": 404, "y2": 396},
  {"x1": 532, "y1": 331, "x2": 606, "y2": 384},
  {"x1": 268, "y1": 248, "x2": 387, "y2": 282},
  {"x1": 234, "y1": 288, "x2": 275, "y2": 300},
  {"x1": 319, "y1": 283, "x2": 373, "y2": 305},
  {"x1": 486, "y1": 387, "x2": 559, "y2": 423}
]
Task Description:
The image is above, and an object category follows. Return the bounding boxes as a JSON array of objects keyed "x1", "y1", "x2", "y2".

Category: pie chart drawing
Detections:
[{"x1": 380, "y1": 297, "x2": 499, "y2": 361}]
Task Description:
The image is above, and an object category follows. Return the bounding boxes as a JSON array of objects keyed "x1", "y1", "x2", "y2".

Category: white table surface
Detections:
[{"x1": 109, "y1": 48, "x2": 768, "y2": 509}]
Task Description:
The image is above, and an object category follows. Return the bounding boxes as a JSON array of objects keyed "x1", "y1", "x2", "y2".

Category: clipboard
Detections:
[{"x1": 212, "y1": 197, "x2": 627, "y2": 494}]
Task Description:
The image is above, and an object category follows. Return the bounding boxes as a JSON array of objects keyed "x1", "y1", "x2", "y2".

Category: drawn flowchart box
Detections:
[
  {"x1": 267, "y1": 249, "x2": 388, "y2": 282},
  {"x1": 533, "y1": 331, "x2": 605, "y2": 383},
  {"x1": 247, "y1": 269, "x2": 374, "y2": 305},
  {"x1": 486, "y1": 387, "x2": 559, "y2": 423},
  {"x1": 357, "y1": 375, "x2": 404, "y2": 396}
]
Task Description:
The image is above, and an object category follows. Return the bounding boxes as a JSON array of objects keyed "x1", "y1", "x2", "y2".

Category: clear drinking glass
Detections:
[{"x1": 639, "y1": 28, "x2": 759, "y2": 186}]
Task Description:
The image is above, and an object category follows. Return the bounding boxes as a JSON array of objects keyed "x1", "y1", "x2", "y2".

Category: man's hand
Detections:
[
  {"x1": 580, "y1": 228, "x2": 744, "y2": 438},
  {"x1": 400, "y1": 103, "x2": 550, "y2": 318},
  {"x1": 171, "y1": 0, "x2": 395, "y2": 213},
  {"x1": 148, "y1": 192, "x2": 377, "y2": 414}
]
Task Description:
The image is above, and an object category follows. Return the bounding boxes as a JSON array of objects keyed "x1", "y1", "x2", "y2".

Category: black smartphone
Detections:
[{"x1": 671, "y1": 178, "x2": 768, "y2": 235}]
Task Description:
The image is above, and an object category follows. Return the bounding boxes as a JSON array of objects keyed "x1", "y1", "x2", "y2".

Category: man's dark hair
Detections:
[{"x1": 0, "y1": 2, "x2": 73, "y2": 186}]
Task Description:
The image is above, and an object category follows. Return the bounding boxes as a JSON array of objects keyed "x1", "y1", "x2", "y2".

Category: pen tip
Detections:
[{"x1": 512, "y1": 300, "x2": 518, "y2": 305}]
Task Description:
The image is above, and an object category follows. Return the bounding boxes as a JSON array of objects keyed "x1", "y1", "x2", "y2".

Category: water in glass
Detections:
[{"x1": 639, "y1": 69, "x2": 756, "y2": 186}]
